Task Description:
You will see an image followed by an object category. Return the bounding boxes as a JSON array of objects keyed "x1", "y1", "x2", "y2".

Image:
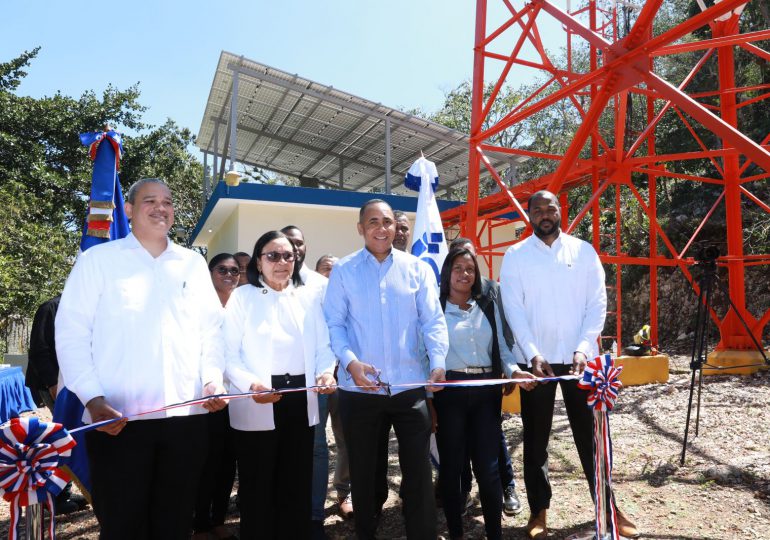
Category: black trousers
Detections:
[
  {"x1": 193, "y1": 407, "x2": 237, "y2": 532},
  {"x1": 442, "y1": 421, "x2": 515, "y2": 496},
  {"x1": 340, "y1": 388, "x2": 435, "y2": 540},
  {"x1": 235, "y1": 375, "x2": 314, "y2": 540},
  {"x1": 519, "y1": 363, "x2": 610, "y2": 515},
  {"x1": 85, "y1": 415, "x2": 208, "y2": 540},
  {"x1": 434, "y1": 372, "x2": 503, "y2": 540},
  {"x1": 374, "y1": 418, "x2": 392, "y2": 511}
]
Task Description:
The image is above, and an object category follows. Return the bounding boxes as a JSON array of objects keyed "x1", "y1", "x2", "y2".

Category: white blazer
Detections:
[{"x1": 223, "y1": 282, "x2": 337, "y2": 431}]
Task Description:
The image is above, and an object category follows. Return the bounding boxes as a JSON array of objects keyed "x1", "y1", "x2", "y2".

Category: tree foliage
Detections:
[
  {"x1": 0, "y1": 49, "x2": 204, "y2": 349},
  {"x1": 423, "y1": 0, "x2": 770, "y2": 344}
]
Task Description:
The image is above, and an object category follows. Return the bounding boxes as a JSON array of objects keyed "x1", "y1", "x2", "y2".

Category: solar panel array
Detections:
[{"x1": 197, "y1": 51, "x2": 511, "y2": 197}]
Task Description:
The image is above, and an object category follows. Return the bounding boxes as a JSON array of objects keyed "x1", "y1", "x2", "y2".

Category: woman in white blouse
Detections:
[
  {"x1": 223, "y1": 230, "x2": 336, "y2": 540},
  {"x1": 433, "y1": 247, "x2": 535, "y2": 540}
]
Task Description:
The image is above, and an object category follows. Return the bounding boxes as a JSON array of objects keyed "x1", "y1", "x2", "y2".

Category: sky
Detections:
[{"x1": 3, "y1": 0, "x2": 566, "y2": 157}]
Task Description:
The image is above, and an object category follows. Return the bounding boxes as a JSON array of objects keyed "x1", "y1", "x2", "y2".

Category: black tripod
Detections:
[{"x1": 680, "y1": 249, "x2": 769, "y2": 465}]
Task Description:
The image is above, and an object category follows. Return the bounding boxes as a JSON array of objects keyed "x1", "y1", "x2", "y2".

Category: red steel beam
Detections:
[
  {"x1": 457, "y1": 0, "x2": 769, "y2": 352},
  {"x1": 652, "y1": 28, "x2": 770, "y2": 56}
]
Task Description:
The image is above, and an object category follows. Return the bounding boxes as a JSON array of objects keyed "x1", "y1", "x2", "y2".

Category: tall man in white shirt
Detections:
[
  {"x1": 56, "y1": 178, "x2": 227, "y2": 540},
  {"x1": 500, "y1": 191, "x2": 638, "y2": 539}
]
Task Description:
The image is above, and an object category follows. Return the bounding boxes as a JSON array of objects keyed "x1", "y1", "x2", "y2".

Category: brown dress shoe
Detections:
[
  {"x1": 526, "y1": 509, "x2": 547, "y2": 539},
  {"x1": 338, "y1": 492, "x2": 354, "y2": 519},
  {"x1": 616, "y1": 509, "x2": 640, "y2": 538}
]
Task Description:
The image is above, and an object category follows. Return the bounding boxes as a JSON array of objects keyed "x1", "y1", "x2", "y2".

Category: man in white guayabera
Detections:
[
  {"x1": 500, "y1": 190, "x2": 639, "y2": 540},
  {"x1": 56, "y1": 178, "x2": 227, "y2": 539}
]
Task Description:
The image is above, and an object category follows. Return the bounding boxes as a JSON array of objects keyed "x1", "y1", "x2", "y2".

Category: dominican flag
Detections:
[
  {"x1": 53, "y1": 129, "x2": 130, "y2": 501},
  {"x1": 405, "y1": 156, "x2": 447, "y2": 284}
]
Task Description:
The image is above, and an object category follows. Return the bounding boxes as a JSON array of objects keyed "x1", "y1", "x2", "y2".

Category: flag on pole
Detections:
[
  {"x1": 53, "y1": 129, "x2": 130, "y2": 501},
  {"x1": 405, "y1": 156, "x2": 447, "y2": 284}
]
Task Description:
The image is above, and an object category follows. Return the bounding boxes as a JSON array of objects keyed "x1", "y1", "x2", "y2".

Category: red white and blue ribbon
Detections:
[
  {"x1": 0, "y1": 417, "x2": 76, "y2": 540},
  {"x1": 578, "y1": 354, "x2": 623, "y2": 540},
  {"x1": 579, "y1": 354, "x2": 623, "y2": 411},
  {"x1": 79, "y1": 130, "x2": 122, "y2": 168},
  {"x1": 70, "y1": 374, "x2": 578, "y2": 434},
  {"x1": 78, "y1": 130, "x2": 127, "y2": 242}
]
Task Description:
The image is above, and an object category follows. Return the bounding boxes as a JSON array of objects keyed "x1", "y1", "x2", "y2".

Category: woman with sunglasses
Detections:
[
  {"x1": 192, "y1": 253, "x2": 241, "y2": 540},
  {"x1": 223, "y1": 230, "x2": 337, "y2": 539},
  {"x1": 209, "y1": 253, "x2": 241, "y2": 307},
  {"x1": 434, "y1": 248, "x2": 535, "y2": 540}
]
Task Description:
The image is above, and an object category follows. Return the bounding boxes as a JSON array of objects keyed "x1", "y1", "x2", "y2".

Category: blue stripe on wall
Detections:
[{"x1": 191, "y1": 182, "x2": 465, "y2": 244}]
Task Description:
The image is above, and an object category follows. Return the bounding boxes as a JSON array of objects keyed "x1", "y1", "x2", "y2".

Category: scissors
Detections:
[{"x1": 372, "y1": 368, "x2": 392, "y2": 397}]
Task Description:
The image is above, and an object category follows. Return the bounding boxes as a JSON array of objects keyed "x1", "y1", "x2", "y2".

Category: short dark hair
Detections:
[
  {"x1": 439, "y1": 248, "x2": 482, "y2": 310},
  {"x1": 449, "y1": 237, "x2": 474, "y2": 251},
  {"x1": 315, "y1": 254, "x2": 337, "y2": 271},
  {"x1": 247, "y1": 231, "x2": 303, "y2": 288},
  {"x1": 280, "y1": 225, "x2": 302, "y2": 236},
  {"x1": 359, "y1": 199, "x2": 392, "y2": 222},
  {"x1": 208, "y1": 252, "x2": 236, "y2": 272},
  {"x1": 394, "y1": 210, "x2": 408, "y2": 221},
  {"x1": 126, "y1": 178, "x2": 168, "y2": 204},
  {"x1": 527, "y1": 190, "x2": 558, "y2": 212},
  {"x1": 233, "y1": 251, "x2": 250, "y2": 259}
]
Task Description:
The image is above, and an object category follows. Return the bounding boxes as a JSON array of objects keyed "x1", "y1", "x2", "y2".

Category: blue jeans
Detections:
[
  {"x1": 434, "y1": 373, "x2": 503, "y2": 540},
  {"x1": 311, "y1": 393, "x2": 330, "y2": 520},
  {"x1": 459, "y1": 428, "x2": 515, "y2": 493}
]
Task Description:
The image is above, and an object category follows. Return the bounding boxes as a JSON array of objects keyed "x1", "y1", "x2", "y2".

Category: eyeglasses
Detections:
[
  {"x1": 214, "y1": 266, "x2": 240, "y2": 277},
  {"x1": 261, "y1": 251, "x2": 296, "y2": 263}
]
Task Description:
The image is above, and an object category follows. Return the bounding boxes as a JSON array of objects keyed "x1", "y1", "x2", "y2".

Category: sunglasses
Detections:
[
  {"x1": 214, "y1": 266, "x2": 240, "y2": 277},
  {"x1": 261, "y1": 251, "x2": 296, "y2": 263}
]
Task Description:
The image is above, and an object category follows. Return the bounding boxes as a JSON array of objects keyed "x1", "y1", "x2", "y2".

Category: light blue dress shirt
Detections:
[
  {"x1": 323, "y1": 248, "x2": 448, "y2": 395},
  {"x1": 444, "y1": 300, "x2": 519, "y2": 377}
]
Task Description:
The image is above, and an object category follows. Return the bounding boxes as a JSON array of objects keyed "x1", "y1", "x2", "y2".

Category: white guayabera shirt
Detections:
[
  {"x1": 55, "y1": 233, "x2": 224, "y2": 422},
  {"x1": 499, "y1": 231, "x2": 607, "y2": 367}
]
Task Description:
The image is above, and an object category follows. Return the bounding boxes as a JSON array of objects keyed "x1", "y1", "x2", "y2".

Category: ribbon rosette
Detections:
[
  {"x1": 0, "y1": 417, "x2": 76, "y2": 540},
  {"x1": 577, "y1": 353, "x2": 623, "y2": 539},
  {"x1": 578, "y1": 353, "x2": 623, "y2": 410}
]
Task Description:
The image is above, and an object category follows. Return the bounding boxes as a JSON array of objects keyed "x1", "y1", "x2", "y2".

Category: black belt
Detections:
[{"x1": 271, "y1": 373, "x2": 305, "y2": 389}]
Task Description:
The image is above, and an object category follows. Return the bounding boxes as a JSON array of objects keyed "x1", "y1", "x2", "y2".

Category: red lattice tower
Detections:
[{"x1": 441, "y1": 0, "x2": 770, "y2": 362}]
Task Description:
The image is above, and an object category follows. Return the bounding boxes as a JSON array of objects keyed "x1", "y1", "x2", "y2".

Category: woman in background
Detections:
[{"x1": 192, "y1": 253, "x2": 240, "y2": 540}]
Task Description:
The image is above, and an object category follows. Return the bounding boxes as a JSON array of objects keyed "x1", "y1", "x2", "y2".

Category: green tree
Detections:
[{"x1": 0, "y1": 49, "x2": 206, "y2": 350}]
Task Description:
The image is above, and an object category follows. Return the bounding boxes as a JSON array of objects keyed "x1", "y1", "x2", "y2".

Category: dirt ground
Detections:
[{"x1": 2, "y1": 355, "x2": 769, "y2": 539}]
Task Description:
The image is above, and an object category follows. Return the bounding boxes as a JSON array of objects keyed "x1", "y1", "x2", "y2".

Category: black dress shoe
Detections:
[
  {"x1": 54, "y1": 498, "x2": 81, "y2": 515},
  {"x1": 503, "y1": 485, "x2": 522, "y2": 516}
]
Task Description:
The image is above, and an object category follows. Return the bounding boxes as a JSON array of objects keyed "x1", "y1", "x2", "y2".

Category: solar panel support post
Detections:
[
  {"x1": 203, "y1": 151, "x2": 210, "y2": 202},
  {"x1": 213, "y1": 119, "x2": 220, "y2": 183},
  {"x1": 229, "y1": 69, "x2": 240, "y2": 173},
  {"x1": 385, "y1": 117, "x2": 392, "y2": 194}
]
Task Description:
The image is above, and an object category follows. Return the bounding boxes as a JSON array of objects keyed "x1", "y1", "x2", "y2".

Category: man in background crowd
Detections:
[
  {"x1": 281, "y1": 225, "x2": 327, "y2": 290},
  {"x1": 315, "y1": 254, "x2": 338, "y2": 278},
  {"x1": 392, "y1": 210, "x2": 411, "y2": 252},
  {"x1": 233, "y1": 251, "x2": 251, "y2": 287}
]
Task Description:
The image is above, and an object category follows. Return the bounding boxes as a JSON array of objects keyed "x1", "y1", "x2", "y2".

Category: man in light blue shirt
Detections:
[{"x1": 324, "y1": 199, "x2": 448, "y2": 539}]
